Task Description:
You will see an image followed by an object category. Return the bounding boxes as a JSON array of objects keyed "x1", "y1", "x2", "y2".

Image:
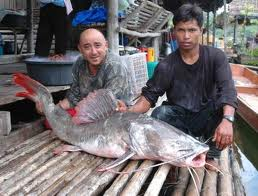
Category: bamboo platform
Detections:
[{"x1": 0, "y1": 129, "x2": 244, "y2": 196}]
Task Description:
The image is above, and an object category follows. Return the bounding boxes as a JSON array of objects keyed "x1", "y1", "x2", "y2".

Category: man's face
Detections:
[
  {"x1": 174, "y1": 19, "x2": 202, "y2": 51},
  {"x1": 78, "y1": 31, "x2": 108, "y2": 67}
]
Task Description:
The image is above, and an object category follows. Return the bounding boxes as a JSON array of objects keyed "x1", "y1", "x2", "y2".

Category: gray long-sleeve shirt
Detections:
[
  {"x1": 66, "y1": 51, "x2": 133, "y2": 107},
  {"x1": 142, "y1": 45, "x2": 238, "y2": 112}
]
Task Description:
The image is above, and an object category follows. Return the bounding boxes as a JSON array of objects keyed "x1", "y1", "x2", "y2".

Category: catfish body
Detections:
[{"x1": 14, "y1": 73, "x2": 209, "y2": 169}]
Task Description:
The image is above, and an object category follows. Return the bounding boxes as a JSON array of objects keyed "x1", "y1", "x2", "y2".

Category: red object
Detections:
[{"x1": 44, "y1": 108, "x2": 76, "y2": 129}]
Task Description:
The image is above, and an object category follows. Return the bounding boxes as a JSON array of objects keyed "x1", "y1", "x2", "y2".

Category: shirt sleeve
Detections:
[
  {"x1": 66, "y1": 57, "x2": 82, "y2": 107},
  {"x1": 142, "y1": 60, "x2": 172, "y2": 107},
  {"x1": 214, "y1": 50, "x2": 238, "y2": 109},
  {"x1": 103, "y1": 58, "x2": 133, "y2": 105}
]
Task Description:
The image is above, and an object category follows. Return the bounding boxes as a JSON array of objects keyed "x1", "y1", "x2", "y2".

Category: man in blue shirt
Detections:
[{"x1": 35, "y1": 0, "x2": 68, "y2": 59}]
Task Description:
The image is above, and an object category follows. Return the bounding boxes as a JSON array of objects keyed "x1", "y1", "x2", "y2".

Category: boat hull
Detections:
[{"x1": 230, "y1": 63, "x2": 258, "y2": 132}]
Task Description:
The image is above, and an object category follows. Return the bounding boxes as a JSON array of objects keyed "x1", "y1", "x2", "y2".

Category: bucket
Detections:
[
  {"x1": 147, "y1": 61, "x2": 158, "y2": 78},
  {"x1": 0, "y1": 33, "x2": 3, "y2": 56},
  {"x1": 3, "y1": 41, "x2": 15, "y2": 54},
  {"x1": 147, "y1": 47, "x2": 155, "y2": 62}
]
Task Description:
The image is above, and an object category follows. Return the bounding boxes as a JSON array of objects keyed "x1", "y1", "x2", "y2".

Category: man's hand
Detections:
[
  {"x1": 212, "y1": 119, "x2": 233, "y2": 150},
  {"x1": 35, "y1": 102, "x2": 44, "y2": 115},
  {"x1": 116, "y1": 100, "x2": 128, "y2": 112},
  {"x1": 58, "y1": 98, "x2": 70, "y2": 110}
]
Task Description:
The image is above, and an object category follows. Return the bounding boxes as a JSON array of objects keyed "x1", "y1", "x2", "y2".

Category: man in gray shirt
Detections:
[{"x1": 38, "y1": 28, "x2": 133, "y2": 112}]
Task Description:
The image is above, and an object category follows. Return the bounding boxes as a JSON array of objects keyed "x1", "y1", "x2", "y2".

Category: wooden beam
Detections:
[
  {"x1": 107, "y1": 0, "x2": 119, "y2": 54},
  {"x1": 26, "y1": 0, "x2": 33, "y2": 53},
  {"x1": 138, "y1": 8, "x2": 163, "y2": 32},
  {"x1": 119, "y1": 27, "x2": 161, "y2": 37},
  {"x1": 120, "y1": 1, "x2": 147, "y2": 27},
  {"x1": 0, "y1": 111, "x2": 11, "y2": 136}
]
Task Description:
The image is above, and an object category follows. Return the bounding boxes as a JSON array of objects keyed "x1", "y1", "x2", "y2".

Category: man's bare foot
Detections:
[
  {"x1": 205, "y1": 158, "x2": 220, "y2": 172},
  {"x1": 49, "y1": 54, "x2": 65, "y2": 60}
]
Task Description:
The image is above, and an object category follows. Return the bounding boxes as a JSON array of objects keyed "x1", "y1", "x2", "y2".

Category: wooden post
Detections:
[
  {"x1": 26, "y1": 0, "x2": 33, "y2": 53},
  {"x1": 153, "y1": 37, "x2": 159, "y2": 61},
  {"x1": 212, "y1": 6, "x2": 216, "y2": 47},
  {"x1": 223, "y1": 0, "x2": 227, "y2": 51},
  {"x1": 233, "y1": 16, "x2": 237, "y2": 45},
  {"x1": 107, "y1": 0, "x2": 119, "y2": 54},
  {"x1": 206, "y1": 12, "x2": 210, "y2": 46},
  {"x1": 0, "y1": 111, "x2": 11, "y2": 136}
]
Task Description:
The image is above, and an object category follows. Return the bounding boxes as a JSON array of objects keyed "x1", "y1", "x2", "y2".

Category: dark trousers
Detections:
[
  {"x1": 35, "y1": 4, "x2": 68, "y2": 56},
  {"x1": 151, "y1": 102, "x2": 223, "y2": 159}
]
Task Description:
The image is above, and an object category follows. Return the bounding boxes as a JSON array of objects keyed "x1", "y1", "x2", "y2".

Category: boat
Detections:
[{"x1": 230, "y1": 63, "x2": 258, "y2": 132}]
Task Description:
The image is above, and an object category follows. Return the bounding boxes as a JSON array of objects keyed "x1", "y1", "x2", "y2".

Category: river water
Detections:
[{"x1": 234, "y1": 115, "x2": 258, "y2": 196}]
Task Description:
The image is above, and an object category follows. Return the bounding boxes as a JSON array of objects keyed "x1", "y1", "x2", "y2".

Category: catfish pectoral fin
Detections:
[
  {"x1": 97, "y1": 150, "x2": 136, "y2": 172},
  {"x1": 53, "y1": 144, "x2": 83, "y2": 155}
]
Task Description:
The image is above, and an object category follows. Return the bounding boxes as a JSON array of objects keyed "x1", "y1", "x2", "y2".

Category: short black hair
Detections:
[{"x1": 173, "y1": 3, "x2": 203, "y2": 28}]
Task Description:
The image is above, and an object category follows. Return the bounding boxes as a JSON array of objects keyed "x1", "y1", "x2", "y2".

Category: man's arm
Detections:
[
  {"x1": 117, "y1": 96, "x2": 151, "y2": 113},
  {"x1": 65, "y1": 57, "x2": 82, "y2": 107},
  {"x1": 213, "y1": 104, "x2": 235, "y2": 150}
]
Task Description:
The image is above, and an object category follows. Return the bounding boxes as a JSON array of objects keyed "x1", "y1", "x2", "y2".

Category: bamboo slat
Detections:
[
  {"x1": 171, "y1": 167, "x2": 190, "y2": 196},
  {"x1": 56, "y1": 157, "x2": 105, "y2": 195},
  {"x1": 144, "y1": 163, "x2": 171, "y2": 196},
  {"x1": 230, "y1": 148, "x2": 245, "y2": 196},
  {"x1": 121, "y1": 160, "x2": 154, "y2": 196},
  {"x1": 104, "y1": 161, "x2": 139, "y2": 196},
  {"x1": 0, "y1": 140, "x2": 61, "y2": 185},
  {"x1": 68, "y1": 159, "x2": 126, "y2": 196},
  {"x1": 185, "y1": 167, "x2": 205, "y2": 196},
  {"x1": 37, "y1": 154, "x2": 92, "y2": 196},
  {"x1": 201, "y1": 170, "x2": 218, "y2": 196},
  {"x1": 218, "y1": 148, "x2": 233, "y2": 196}
]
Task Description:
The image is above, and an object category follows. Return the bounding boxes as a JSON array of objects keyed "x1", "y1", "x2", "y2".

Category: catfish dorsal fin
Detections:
[{"x1": 72, "y1": 89, "x2": 117, "y2": 124}]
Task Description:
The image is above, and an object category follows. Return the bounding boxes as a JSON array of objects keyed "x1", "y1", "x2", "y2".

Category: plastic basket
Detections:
[{"x1": 121, "y1": 53, "x2": 148, "y2": 96}]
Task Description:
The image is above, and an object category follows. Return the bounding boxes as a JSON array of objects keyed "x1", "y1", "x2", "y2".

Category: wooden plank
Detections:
[
  {"x1": 185, "y1": 167, "x2": 205, "y2": 196},
  {"x1": 121, "y1": 160, "x2": 154, "y2": 196},
  {"x1": 0, "y1": 140, "x2": 62, "y2": 188},
  {"x1": 0, "y1": 130, "x2": 54, "y2": 168},
  {"x1": 104, "y1": 161, "x2": 139, "y2": 196},
  {"x1": 218, "y1": 148, "x2": 233, "y2": 196},
  {"x1": 171, "y1": 167, "x2": 190, "y2": 196},
  {"x1": 144, "y1": 164, "x2": 171, "y2": 196},
  {"x1": 120, "y1": 1, "x2": 147, "y2": 27},
  {"x1": 17, "y1": 152, "x2": 81, "y2": 195},
  {"x1": 68, "y1": 159, "x2": 127, "y2": 196},
  {"x1": 0, "y1": 118, "x2": 45, "y2": 154},
  {"x1": 56, "y1": 157, "x2": 105, "y2": 195},
  {"x1": 0, "y1": 111, "x2": 11, "y2": 136},
  {"x1": 201, "y1": 170, "x2": 218, "y2": 196},
  {"x1": 119, "y1": 27, "x2": 161, "y2": 37},
  {"x1": 230, "y1": 148, "x2": 245, "y2": 196},
  {"x1": 2, "y1": 152, "x2": 73, "y2": 195},
  {"x1": 38, "y1": 154, "x2": 98, "y2": 196}
]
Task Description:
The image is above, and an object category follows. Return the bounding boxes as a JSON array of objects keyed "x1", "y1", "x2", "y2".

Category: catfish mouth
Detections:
[{"x1": 186, "y1": 148, "x2": 209, "y2": 168}]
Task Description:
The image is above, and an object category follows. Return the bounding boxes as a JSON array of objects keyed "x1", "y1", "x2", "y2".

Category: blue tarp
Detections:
[{"x1": 72, "y1": 7, "x2": 107, "y2": 27}]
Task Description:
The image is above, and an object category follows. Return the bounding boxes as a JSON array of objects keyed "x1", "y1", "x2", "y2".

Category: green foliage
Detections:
[{"x1": 246, "y1": 48, "x2": 258, "y2": 57}]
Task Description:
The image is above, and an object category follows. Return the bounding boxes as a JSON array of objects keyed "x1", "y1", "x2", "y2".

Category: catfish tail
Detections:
[{"x1": 13, "y1": 73, "x2": 53, "y2": 106}]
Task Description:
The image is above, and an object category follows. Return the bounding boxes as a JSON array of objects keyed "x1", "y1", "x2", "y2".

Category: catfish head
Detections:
[{"x1": 128, "y1": 116, "x2": 209, "y2": 168}]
